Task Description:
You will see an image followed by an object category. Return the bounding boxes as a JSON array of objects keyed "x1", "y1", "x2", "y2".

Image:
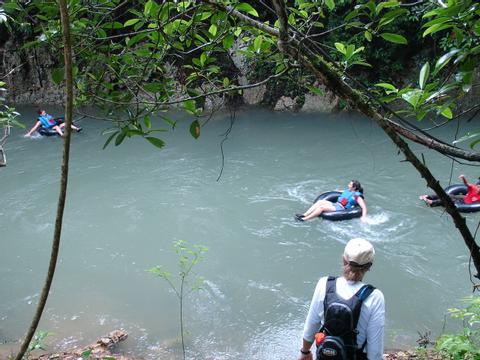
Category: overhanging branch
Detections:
[{"x1": 202, "y1": 0, "x2": 480, "y2": 163}]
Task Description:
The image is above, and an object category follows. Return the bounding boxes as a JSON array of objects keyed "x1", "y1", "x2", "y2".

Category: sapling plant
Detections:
[
  {"x1": 148, "y1": 240, "x2": 208, "y2": 360},
  {"x1": 24, "y1": 331, "x2": 53, "y2": 359}
]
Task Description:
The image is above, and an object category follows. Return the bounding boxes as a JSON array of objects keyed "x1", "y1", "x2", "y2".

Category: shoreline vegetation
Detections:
[{"x1": 1, "y1": 329, "x2": 446, "y2": 360}]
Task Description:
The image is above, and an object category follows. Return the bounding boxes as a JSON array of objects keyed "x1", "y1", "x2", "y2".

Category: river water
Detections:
[{"x1": 1, "y1": 107, "x2": 478, "y2": 359}]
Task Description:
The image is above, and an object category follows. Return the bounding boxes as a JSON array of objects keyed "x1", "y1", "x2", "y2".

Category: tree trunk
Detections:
[{"x1": 14, "y1": 0, "x2": 74, "y2": 358}]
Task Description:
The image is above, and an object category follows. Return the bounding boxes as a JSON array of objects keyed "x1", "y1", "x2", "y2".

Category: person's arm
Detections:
[
  {"x1": 297, "y1": 339, "x2": 313, "y2": 360},
  {"x1": 459, "y1": 174, "x2": 470, "y2": 186},
  {"x1": 298, "y1": 277, "x2": 327, "y2": 360},
  {"x1": 25, "y1": 121, "x2": 41, "y2": 137},
  {"x1": 366, "y1": 290, "x2": 385, "y2": 360},
  {"x1": 357, "y1": 196, "x2": 367, "y2": 220}
]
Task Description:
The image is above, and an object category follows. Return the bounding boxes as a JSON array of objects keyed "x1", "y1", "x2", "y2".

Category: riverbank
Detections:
[
  {"x1": 1, "y1": 329, "x2": 445, "y2": 360},
  {"x1": 5, "y1": 332, "x2": 444, "y2": 360}
]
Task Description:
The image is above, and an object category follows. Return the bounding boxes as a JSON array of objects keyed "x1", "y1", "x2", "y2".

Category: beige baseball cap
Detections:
[{"x1": 344, "y1": 238, "x2": 375, "y2": 266}]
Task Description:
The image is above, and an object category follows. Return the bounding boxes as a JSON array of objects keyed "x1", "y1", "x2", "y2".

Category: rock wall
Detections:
[
  {"x1": 2, "y1": 39, "x2": 476, "y2": 115},
  {"x1": 1, "y1": 40, "x2": 64, "y2": 105}
]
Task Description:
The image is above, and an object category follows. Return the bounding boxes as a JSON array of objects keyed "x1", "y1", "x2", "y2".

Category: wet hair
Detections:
[
  {"x1": 37, "y1": 109, "x2": 44, "y2": 115},
  {"x1": 351, "y1": 180, "x2": 364, "y2": 194}
]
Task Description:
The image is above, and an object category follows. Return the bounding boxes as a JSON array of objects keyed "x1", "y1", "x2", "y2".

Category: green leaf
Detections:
[
  {"x1": 422, "y1": 16, "x2": 451, "y2": 29},
  {"x1": 102, "y1": 21, "x2": 123, "y2": 29},
  {"x1": 198, "y1": 11, "x2": 212, "y2": 21},
  {"x1": 453, "y1": 132, "x2": 480, "y2": 145},
  {"x1": 115, "y1": 129, "x2": 127, "y2": 146},
  {"x1": 145, "y1": 136, "x2": 165, "y2": 148},
  {"x1": 208, "y1": 24, "x2": 217, "y2": 36},
  {"x1": 102, "y1": 131, "x2": 119, "y2": 149},
  {"x1": 236, "y1": 3, "x2": 259, "y2": 17},
  {"x1": 306, "y1": 85, "x2": 325, "y2": 96},
  {"x1": 144, "y1": 115, "x2": 151, "y2": 129},
  {"x1": 423, "y1": 8, "x2": 442, "y2": 19},
  {"x1": 253, "y1": 36, "x2": 263, "y2": 52},
  {"x1": 352, "y1": 46, "x2": 365, "y2": 55},
  {"x1": 334, "y1": 42, "x2": 346, "y2": 54},
  {"x1": 183, "y1": 100, "x2": 196, "y2": 114},
  {"x1": 380, "y1": 33, "x2": 407, "y2": 44},
  {"x1": 378, "y1": 8, "x2": 408, "y2": 27},
  {"x1": 440, "y1": 106, "x2": 453, "y2": 119},
  {"x1": 376, "y1": 0, "x2": 400, "y2": 13},
  {"x1": 52, "y1": 68, "x2": 64, "y2": 85},
  {"x1": 345, "y1": 44, "x2": 355, "y2": 60},
  {"x1": 124, "y1": 18, "x2": 140, "y2": 27},
  {"x1": 433, "y1": 49, "x2": 460, "y2": 75},
  {"x1": 419, "y1": 62, "x2": 430, "y2": 90},
  {"x1": 190, "y1": 120, "x2": 200, "y2": 139},
  {"x1": 344, "y1": 10, "x2": 358, "y2": 22},
  {"x1": 222, "y1": 34, "x2": 234, "y2": 49},
  {"x1": 423, "y1": 23, "x2": 453, "y2": 37},
  {"x1": 81, "y1": 349, "x2": 92, "y2": 358},
  {"x1": 144, "y1": 0, "x2": 154, "y2": 16},
  {"x1": 471, "y1": 23, "x2": 480, "y2": 38},
  {"x1": 96, "y1": 28, "x2": 107, "y2": 38},
  {"x1": 364, "y1": 31, "x2": 372, "y2": 42},
  {"x1": 200, "y1": 52, "x2": 207, "y2": 67},
  {"x1": 401, "y1": 89, "x2": 422, "y2": 109},
  {"x1": 325, "y1": 0, "x2": 335, "y2": 11}
]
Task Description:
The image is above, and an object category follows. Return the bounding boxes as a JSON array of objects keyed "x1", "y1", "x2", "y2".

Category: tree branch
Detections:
[{"x1": 202, "y1": 0, "x2": 480, "y2": 163}]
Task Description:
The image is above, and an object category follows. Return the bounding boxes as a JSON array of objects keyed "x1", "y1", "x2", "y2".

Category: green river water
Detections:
[{"x1": 0, "y1": 107, "x2": 478, "y2": 359}]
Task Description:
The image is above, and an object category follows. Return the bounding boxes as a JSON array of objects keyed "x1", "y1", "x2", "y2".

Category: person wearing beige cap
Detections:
[{"x1": 297, "y1": 238, "x2": 385, "y2": 360}]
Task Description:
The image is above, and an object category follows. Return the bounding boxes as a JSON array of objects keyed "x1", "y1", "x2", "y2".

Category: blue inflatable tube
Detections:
[{"x1": 313, "y1": 191, "x2": 363, "y2": 221}]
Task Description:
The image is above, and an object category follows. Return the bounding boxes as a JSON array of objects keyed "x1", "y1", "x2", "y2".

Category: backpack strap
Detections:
[
  {"x1": 352, "y1": 284, "x2": 375, "y2": 328},
  {"x1": 355, "y1": 284, "x2": 375, "y2": 301},
  {"x1": 320, "y1": 276, "x2": 337, "y2": 332},
  {"x1": 354, "y1": 284, "x2": 376, "y2": 353},
  {"x1": 323, "y1": 276, "x2": 337, "y2": 307}
]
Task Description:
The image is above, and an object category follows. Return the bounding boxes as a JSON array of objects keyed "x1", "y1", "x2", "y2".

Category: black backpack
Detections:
[{"x1": 316, "y1": 276, "x2": 375, "y2": 360}]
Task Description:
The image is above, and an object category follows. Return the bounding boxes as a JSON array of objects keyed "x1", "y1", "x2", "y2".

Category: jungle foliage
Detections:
[
  {"x1": 1, "y1": 1, "x2": 480, "y2": 358},
  {"x1": 1, "y1": 0, "x2": 477, "y2": 148}
]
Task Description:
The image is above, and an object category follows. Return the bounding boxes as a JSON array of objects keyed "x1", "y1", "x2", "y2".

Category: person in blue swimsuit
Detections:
[
  {"x1": 296, "y1": 180, "x2": 367, "y2": 222},
  {"x1": 25, "y1": 109, "x2": 81, "y2": 137}
]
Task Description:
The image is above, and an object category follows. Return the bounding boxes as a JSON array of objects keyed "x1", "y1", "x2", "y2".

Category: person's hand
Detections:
[
  {"x1": 24, "y1": 133, "x2": 31, "y2": 138},
  {"x1": 360, "y1": 216, "x2": 367, "y2": 222},
  {"x1": 297, "y1": 351, "x2": 313, "y2": 360},
  {"x1": 459, "y1": 174, "x2": 465, "y2": 179}
]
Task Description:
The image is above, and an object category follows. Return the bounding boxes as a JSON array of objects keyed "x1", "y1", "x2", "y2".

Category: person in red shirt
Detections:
[
  {"x1": 460, "y1": 174, "x2": 480, "y2": 203},
  {"x1": 419, "y1": 175, "x2": 480, "y2": 206}
]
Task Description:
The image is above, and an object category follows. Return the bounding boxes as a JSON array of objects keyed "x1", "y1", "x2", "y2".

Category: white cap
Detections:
[{"x1": 344, "y1": 238, "x2": 375, "y2": 266}]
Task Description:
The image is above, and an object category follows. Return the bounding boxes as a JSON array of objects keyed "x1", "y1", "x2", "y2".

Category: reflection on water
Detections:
[{"x1": 0, "y1": 107, "x2": 477, "y2": 359}]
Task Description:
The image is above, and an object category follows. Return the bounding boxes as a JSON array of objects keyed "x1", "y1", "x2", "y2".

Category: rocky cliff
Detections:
[{"x1": 1, "y1": 38, "x2": 340, "y2": 113}]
